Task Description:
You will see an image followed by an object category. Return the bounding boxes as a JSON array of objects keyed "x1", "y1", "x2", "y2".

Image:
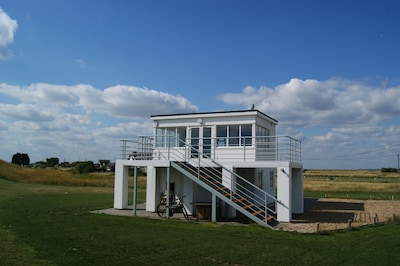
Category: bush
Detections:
[
  {"x1": 11, "y1": 153, "x2": 30, "y2": 166},
  {"x1": 381, "y1": 168, "x2": 398, "y2": 173},
  {"x1": 73, "y1": 161, "x2": 97, "y2": 174}
]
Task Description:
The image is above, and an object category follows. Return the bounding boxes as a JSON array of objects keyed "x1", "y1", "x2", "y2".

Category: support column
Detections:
[
  {"x1": 146, "y1": 166, "x2": 156, "y2": 212},
  {"x1": 292, "y1": 168, "x2": 304, "y2": 214},
  {"x1": 166, "y1": 165, "x2": 171, "y2": 218},
  {"x1": 114, "y1": 160, "x2": 129, "y2": 209},
  {"x1": 133, "y1": 166, "x2": 138, "y2": 216},
  {"x1": 211, "y1": 193, "x2": 217, "y2": 222},
  {"x1": 277, "y1": 166, "x2": 291, "y2": 222}
]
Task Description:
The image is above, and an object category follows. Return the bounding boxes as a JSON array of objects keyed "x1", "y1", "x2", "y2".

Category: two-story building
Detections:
[{"x1": 114, "y1": 109, "x2": 303, "y2": 226}]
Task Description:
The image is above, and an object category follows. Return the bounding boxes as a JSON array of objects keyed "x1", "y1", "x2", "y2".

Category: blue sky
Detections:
[{"x1": 1, "y1": 0, "x2": 399, "y2": 169}]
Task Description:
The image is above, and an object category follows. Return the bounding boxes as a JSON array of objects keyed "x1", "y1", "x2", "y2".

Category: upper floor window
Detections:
[
  {"x1": 156, "y1": 127, "x2": 186, "y2": 147},
  {"x1": 256, "y1": 125, "x2": 271, "y2": 148},
  {"x1": 217, "y1": 124, "x2": 253, "y2": 147}
]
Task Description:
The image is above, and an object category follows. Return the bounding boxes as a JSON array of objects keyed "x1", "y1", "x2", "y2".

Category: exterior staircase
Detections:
[{"x1": 171, "y1": 160, "x2": 278, "y2": 227}]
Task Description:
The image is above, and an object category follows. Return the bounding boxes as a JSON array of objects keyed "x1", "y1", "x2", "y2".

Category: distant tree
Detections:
[
  {"x1": 60, "y1": 161, "x2": 71, "y2": 167},
  {"x1": 33, "y1": 161, "x2": 46, "y2": 168},
  {"x1": 11, "y1": 153, "x2": 30, "y2": 166},
  {"x1": 73, "y1": 161, "x2": 97, "y2": 174},
  {"x1": 381, "y1": 167, "x2": 397, "y2": 173},
  {"x1": 46, "y1": 157, "x2": 60, "y2": 167}
]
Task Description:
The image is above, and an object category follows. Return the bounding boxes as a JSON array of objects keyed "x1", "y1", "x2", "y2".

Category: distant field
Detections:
[
  {"x1": 304, "y1": 169, "x2": 399, "y2": 179},
  {"x1": 304, "y1": 169, "x2": 400, "y2": 200},
  {"x1": 0, "y1": 159, "x2": 146, "y2": 188}
]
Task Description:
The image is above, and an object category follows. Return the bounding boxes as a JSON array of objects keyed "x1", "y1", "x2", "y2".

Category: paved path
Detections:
[{"x1": 90, "y1": 203, "x2": 189, "y2": 221}]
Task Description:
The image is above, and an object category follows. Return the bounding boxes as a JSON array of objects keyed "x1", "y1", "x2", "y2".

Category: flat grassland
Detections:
[
  {"x1": 303, "y1": 169, "x2": 400, "y2": 199},
  {"x1": 1, "y1": 161, "x2": 400, "y2": 265}
]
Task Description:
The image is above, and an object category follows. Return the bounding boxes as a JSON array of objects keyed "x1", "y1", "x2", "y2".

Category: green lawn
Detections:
[{"x1": 1, "y1": 178, "x2": 400, "y2": 265}]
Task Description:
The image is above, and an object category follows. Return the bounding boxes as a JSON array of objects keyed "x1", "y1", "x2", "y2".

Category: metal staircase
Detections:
[{"x1": 169, "y1": 156, "x2": 279, "y2": 227}]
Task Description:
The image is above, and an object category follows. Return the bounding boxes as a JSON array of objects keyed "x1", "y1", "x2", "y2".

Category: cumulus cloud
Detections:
[
  {"x1": 0, "y1": 103, "x2": 54, "y2": 122},
  {"x1": 0, "y1": 83, "x2": 197, "y2": 118},
  {"x1": 0, "y1": 7, "x2": 18, "y2": 59},
  {"x1": 218, "y1": 78, "x2": 400, "y2": 127},
  {"x1": 218, "y1": 78, "x2": 400, "y2": 169},
  {"x1": 0, "y1": 82, "x2": 197, "y2": 162}
]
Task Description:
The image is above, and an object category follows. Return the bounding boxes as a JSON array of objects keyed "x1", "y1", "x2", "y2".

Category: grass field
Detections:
[
  {"x1": 304, "y1": 169, "x2": 400, "y2": 200},
  {"x1": 1, "y1": 161, "x2": 400, "y2": 265}
]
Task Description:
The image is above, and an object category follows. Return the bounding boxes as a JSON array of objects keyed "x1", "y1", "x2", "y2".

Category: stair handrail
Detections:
[{"x1": 164, "y1": 137, "x2": 279, "y2": 220}]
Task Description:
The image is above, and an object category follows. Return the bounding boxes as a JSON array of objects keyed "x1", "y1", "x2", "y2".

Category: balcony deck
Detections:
[{"x1": 119, "y1": 135, "x2": 301, "y2": 166}]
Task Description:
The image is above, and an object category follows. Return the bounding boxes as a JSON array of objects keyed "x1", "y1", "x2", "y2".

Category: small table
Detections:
[{"x1": 192, "y1": 202, "x2": 212, "y2": 221}]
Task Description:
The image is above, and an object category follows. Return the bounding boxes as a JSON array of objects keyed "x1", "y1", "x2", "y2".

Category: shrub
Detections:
[
  {"x1": 73, "y1": 161, "x2": 97, "y2": 174},
  {"x1": 381, "y1": 168, "x2": 398, "y2": 173}
]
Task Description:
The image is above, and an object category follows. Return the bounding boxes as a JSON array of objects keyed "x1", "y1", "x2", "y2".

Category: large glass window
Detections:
[
  {"x1": 217, "y1": 124, "x2": 253, "y2": 147},
  {"x1": 156, "y1": 127, "x2": 187, "y2": 147}
]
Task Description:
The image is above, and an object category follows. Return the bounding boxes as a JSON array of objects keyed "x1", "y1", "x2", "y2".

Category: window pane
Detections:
[
  {"x1": 217, "y1": 125, "x2": 227, "y2": 146},
  {"x1": 156, "y1": 128, "x2": 165, "y2": 147},
  {"x1": 177, "y1": 127, "x2": 186, "y2": 147},
  {"x1": 229, "y1": 125, "x2": 239, "y2": 146},
  {"x1": 166, "y1": 128, "x2": 176, "y2": 147},
  {"x1": 241, "y1": 124, "x2": 252, "y2": 146}
]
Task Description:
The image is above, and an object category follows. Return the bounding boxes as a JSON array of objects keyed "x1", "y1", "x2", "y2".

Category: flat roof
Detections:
[{"x1": 150, "y1": 109, "x2": 278, "y2": 123}]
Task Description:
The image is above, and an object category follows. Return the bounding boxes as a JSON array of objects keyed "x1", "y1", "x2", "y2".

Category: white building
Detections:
[{"x1": 114, "y1": 110, "x2": 303, "y2": 226}]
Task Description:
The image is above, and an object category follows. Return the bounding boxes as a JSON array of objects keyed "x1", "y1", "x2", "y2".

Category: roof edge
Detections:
[{"x1": 150, "y1": 109, "x2": 278, "y2": 123}]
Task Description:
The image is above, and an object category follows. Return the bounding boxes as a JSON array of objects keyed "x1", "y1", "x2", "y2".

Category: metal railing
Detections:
[{"x1": 120, "y1": 135, "x2": 301, "y2": 163}]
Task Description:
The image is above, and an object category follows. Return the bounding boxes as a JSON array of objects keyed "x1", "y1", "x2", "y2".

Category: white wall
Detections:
[
  {"x1": 291, "y1": 168, "x2": 304, "y2": 214},
  {"x1": 145, "y1": 166, "x2": 156, "y2": 212},
  {"x1": 277, "y1": 166, "x2": 291, "y2": 222},
  {"x1": 114, "y1": 161, "x2": 129, "y2": 209}
]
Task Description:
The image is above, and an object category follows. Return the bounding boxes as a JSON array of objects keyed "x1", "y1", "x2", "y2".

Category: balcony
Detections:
[{"x1": 119, "y1": 135, "x2": 301, "y2": 163}]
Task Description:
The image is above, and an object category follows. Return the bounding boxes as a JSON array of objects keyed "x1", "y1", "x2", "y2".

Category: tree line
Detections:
[{"x1": 10, "y1": 153, "x2": 114, "y2": 174}]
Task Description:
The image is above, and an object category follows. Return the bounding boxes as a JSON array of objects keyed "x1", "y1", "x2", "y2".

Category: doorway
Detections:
[{"x1": 190, "y1": 127, "x2": 212, "y2": 158}]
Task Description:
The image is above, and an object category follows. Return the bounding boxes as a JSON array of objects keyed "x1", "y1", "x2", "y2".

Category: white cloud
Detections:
[
  {"x1": 74, "y1": 58, "x2": 87, "y2": 69},
  {"x1": 78, "y1": 85, "x2": 198, "y2": 118},
  {"x1": 218, "y1": 78, "x2": 400, "y2": 127},
  {"x1": 218, "y1": 78, "x2": 400, "y2": 169},
  {"x1": 0, "y1": 82, "x2": 197, "y2": 162},
  {"x1": 0, "y1": 103, "x2": 55, "y2": 122},
  {"x1": 0, "y1": 7, "x2": 18, "y2": 59}
]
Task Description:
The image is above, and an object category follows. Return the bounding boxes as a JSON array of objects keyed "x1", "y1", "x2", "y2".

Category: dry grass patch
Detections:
[
  {"x1": 305, "y1": 180, "x2": 400, "y2": 193},
  {"x1": 305, "y1": 169, "x2": 399, "y2": 179},
  {"x1": 0, "y1": 159, "x2": 146, "y2": 188}
]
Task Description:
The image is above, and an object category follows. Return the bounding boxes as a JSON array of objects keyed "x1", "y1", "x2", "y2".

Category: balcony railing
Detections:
[{"x1": 119, "y1": 135, "x2": 301, "y2": 163}]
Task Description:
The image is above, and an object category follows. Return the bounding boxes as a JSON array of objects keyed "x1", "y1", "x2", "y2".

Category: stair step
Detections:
[
  {"x1": 252, "y1": 210, "x2": 264, "y2": 216},
  {"x1": 242, "y1": 204, "x2": 255, "y2": 210},
  {"x1": 233, "y1": 197, "x2": 245, "y2": 203},
  {"x1": 263, "y1": 216, "x2": 275, "y2": 222}
]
